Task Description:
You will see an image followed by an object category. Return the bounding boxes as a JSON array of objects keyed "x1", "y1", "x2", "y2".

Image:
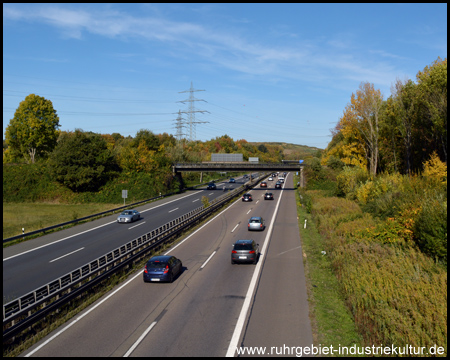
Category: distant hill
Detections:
[{"x1": 249, "y1": 142, "x2": 322, "y2": 159}]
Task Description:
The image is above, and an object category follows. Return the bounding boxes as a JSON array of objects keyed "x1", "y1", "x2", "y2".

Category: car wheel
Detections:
[{"x1": 231, "y1": 259, "x2": 235, "y2": 265}]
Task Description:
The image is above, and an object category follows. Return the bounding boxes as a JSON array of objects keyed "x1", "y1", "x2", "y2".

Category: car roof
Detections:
[
  {"x1": 249, "y1": 216, "x2": 262, "y2": 220},
  {"x1": 234, "y1": 239, "x2": 254, "y2": 244},
  {"x1": 149, "y1": 255, "x2": 172, "y2": 261}
]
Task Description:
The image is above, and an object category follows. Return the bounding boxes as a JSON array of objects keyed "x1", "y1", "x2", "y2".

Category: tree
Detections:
[
  {"x1": 349, "y1": 82, "x2": 384, "y2": 177},
  {"x1": 5, "y1": 94, "x2": 60, "y2": 163},
  {"x1": 48, "y1": 130, "x2": 118, "y2": 192},
  {"x1": 415, "y1": 57, "x2": 447, "y2": 164}
]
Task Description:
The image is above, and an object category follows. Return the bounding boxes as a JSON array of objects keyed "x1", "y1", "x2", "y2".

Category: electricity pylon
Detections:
[{"x1": 178, "y1": 82, "x2": 209, "y2": 141}]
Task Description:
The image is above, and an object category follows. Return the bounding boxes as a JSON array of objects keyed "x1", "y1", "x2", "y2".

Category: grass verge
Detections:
[{"x1": 294, "y1": 178, "x2": 365, "y2": 355}]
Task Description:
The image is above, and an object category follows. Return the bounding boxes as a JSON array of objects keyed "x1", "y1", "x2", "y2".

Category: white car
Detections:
[
  {"x1": 278, "y1": 177, "x2": 285, "y2": 183},
  {"x1": 268, "y1": 177, "x2": 273, "y2": 181}
]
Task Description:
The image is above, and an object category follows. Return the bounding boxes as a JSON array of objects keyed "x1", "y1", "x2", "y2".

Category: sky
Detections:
[{"x1": 3, "y1": 3, "x2": 447, "y2": 149}]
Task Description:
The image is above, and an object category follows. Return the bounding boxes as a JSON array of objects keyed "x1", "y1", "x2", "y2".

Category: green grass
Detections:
[
  {"x1": 295, "y1": 185, "x2": 364, "y2": 353},
  {"x1": 3, "y1": 202, "x2": 122, "y2": 239}
]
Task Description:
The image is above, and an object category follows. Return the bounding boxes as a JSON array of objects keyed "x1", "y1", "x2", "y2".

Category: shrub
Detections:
[
  {"x1": 414, "y1": 194, "x2": 447, "y2": 265},
  {"x1": 336, "y1": 166, "x2": 369, "y2": 199}
]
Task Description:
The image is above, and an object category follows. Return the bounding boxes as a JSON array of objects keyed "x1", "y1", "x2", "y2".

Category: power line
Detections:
[{"x1": 178, "y1": 82, "x2": 209, "y2": 142}]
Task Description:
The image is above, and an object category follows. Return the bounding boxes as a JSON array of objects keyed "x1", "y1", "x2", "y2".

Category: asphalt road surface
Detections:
[
  {"x1": 3, "y1": 176, "x2": 251, "y2": 302},
  {"x1": 22, "y1": 173, "x2": 313, "y2": 357}
]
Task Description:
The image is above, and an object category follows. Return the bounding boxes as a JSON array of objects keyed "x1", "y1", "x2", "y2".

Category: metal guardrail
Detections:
[
  {"x1": 2, "y1": 174, "x2": 267, "y2": 342},
  {"x1": 3, "y1": 179, "x2": 225, "y2": 244}
]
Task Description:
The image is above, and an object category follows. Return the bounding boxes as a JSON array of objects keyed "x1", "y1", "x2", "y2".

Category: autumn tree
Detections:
[
  {"x1": 5, "y1": 94, "x2": 60, "y2": 163},
  {"x1": 348, "y1": 82, "x2": 384, "y2": 176}
]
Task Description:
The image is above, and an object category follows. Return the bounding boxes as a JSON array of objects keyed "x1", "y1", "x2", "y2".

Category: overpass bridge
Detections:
[{"x1": 173, "y1": 162, "x2": 305, "y2": 186}]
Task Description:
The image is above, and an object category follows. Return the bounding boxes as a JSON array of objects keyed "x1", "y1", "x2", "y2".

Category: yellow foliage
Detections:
[{"x1": 422, "y1": 151, "x2": 447, "y2": 185}]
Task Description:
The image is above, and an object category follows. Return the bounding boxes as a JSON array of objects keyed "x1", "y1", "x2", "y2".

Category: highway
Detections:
[
  {"x1": 22, "y1": 173, "x2": 313, "y2": 357},
  {"x1": 3, "y1": 176, "x2": 252, "y2": 303}
]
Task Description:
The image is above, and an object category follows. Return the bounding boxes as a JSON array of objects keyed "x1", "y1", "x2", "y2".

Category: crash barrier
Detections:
[
  {"x1": 3, "y1": 180, "x2": 219, "y2": 244},
  {"x1": 2, "y1": 174, "x2": 267, "y2": 342}
]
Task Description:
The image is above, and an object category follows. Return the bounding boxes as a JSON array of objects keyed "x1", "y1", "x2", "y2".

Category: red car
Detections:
[{"x1": 260, "y1": 181, "x2": 267, "y2": 188}]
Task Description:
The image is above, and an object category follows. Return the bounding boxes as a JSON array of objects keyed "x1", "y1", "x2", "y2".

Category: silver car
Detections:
[
  {"x1": 248, "y1": 216, "x2": 265, "y2": 231},
  {"x1": 117, "y1": 209, "x2": 141, "y2": 223}
]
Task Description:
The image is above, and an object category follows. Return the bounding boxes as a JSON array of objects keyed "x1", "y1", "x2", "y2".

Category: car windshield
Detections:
[
  {"x1": 250, "y1": 219, "x2": 261, "y2": 223},
  {"x1": 147, "y1": 260, "x2": 168, "y2": 268},
  {"x1": 234, "y1": 243, "x2": 253, "y2": 250},
  {"x1": 121, "y1": 211, "x2": 132, "y2": 215}
]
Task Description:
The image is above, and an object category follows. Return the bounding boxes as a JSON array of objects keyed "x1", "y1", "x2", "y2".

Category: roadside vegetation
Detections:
[
  {"x1": 3, "y1": 57, "x2": 446, "y2": 355},
  {"x1": 296, "y1": 152, "x2": 446, "y2": 356}
]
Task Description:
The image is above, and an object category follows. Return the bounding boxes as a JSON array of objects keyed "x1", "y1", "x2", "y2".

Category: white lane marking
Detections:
[
  {"x1": 128, "y1": 221, "x2": 146, "y2": 229},
  {"x1": 192, "y1": 199, "x2": 199, "y2": 202},
  {"x1": 25, "y1": 269, "x2": 144, "y2": 357},
  {"x1": 24, "y1": 194, "x2": 244, "y2": 357},
  {"x1": 246, "y1": 209, "x2": 251, "y2": 214},
  {"x1": 277, "y1": 245, "x2": 302, "y2": 257},
  {"x1": 4, "y1": 190, "x2": 204, "y2": 262},
  {"x1": 49, "y1": 248, "x2": 85, "y2": 263},
  {"x1": 225, "y1": 173, "x2": 288, "y2": 357},
  {"x1": 256, "y1": 200, "x2": 259, "y2": 204},
  {"x1": 231, "y1": 224, "x2": 239, "y2": 233},
  {"x1": 200, "y1": 251, "x2": 216, "y2": 269},
  {"x1": 168, "y1": 208, "x2": 179, "y2": 213},
  {"x1": 123, "y1": 321, "x2": 158, "y2": 357}
]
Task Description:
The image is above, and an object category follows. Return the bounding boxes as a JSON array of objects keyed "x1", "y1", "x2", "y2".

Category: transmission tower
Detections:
[
  {"x1": 178, "y1": 82, "x2": 209, "y2": 141},
  {"x1": 173, "y1": 110, "x2": 187, "y2": 142}
]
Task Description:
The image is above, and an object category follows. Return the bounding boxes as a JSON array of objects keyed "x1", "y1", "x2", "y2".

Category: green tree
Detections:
[
  {"x1": 48, "y1": 130, "x2": 118, "y2": 192},
  {"x1": 5, "y1": 94, "x2": 60, "y2": 163},
  {"x1": 415, "y1": 57, "x2": 447, "y2": 164}
]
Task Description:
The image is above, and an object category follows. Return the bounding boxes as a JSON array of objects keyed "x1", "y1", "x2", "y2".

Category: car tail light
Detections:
[
  {"x1": 144, "y1": 265, "x2": 148, "y2": 273},
  {"x1": 249, "y1": 250, "x2": 255, "y2": 254},
  {"x1": 260, "y1": 224, "x2": 263, "y2": 228},
  {"x1": 163, "y1": 265, "x2": 169, "y2": 274},
  {"x1": 232, "y1": 250, "x2": 237, "y2": 254}
]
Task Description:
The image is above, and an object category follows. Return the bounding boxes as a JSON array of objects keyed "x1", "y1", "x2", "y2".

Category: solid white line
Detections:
[
  {"x1": 49, "y1": 248, "x2": 85, "y2": 263},
  {"x1": 246, "y1": 209, "x2": 251, "y2": 214},
  {"x1": 200, "y1": 251, "x2": 216, "y2": 269},
  {"x1": 24, "y1": 192, "x2": 243, "y2": 357},
  {"x1": 4, "y1": 190, "x2": 204, "y2": 262},
  {"x1": 192, "y1": 199, "x2": 199, "y2": 202},
  {"x1": 128, "y1": 221, "x2": 145, "y2": 229},
  {"x1": 168, "y1": 208, "x2": 179, "y2": 213},
  {"x1": 231, "y1": 224, "x2": 239, "y2": 233},
  {"x1": 123, "y1": 321, "x2": 157, "y2": 357},
  {"x1": 25, "y1": 270, "x2": 144, "y2": 357},
  {"x1": 225, "y1": 173, "x2": 288, "y2": 357}
]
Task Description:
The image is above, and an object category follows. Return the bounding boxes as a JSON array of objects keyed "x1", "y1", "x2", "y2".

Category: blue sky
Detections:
[{"x1": 3, "y1": 3, "x2": 447, "y2": 149}]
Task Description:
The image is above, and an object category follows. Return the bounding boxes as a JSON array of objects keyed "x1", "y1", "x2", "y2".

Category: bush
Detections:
[
  {"x1": 414, "y1": 194, "x2": 447, "y2": 265},
  {"x1": 336, "y1": 166, "x2": 369, "y2": 199}
]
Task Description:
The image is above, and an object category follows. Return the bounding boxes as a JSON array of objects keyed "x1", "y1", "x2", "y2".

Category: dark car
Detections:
[
  {"x1": 231, "y1": 240, "x2": 259, "y2": 264},
  {"x1": 264, "y1": 192, "x2": 274, "y2": 200},
  {"x1": 229, "y1": 178, "x2": 236, "y2": 183},
  {"x1": 242, "y1": 193, "x2": 252, "y2": 202},
  {"x1": 275, "y1": 182, "x2": 282, "y2": 189},
  {"x1": 143, "y1": 255, "x2": 182, "y2": 283},
  {"x1": 207, "y1": 182, "x2": 217, "y2": 190}
]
